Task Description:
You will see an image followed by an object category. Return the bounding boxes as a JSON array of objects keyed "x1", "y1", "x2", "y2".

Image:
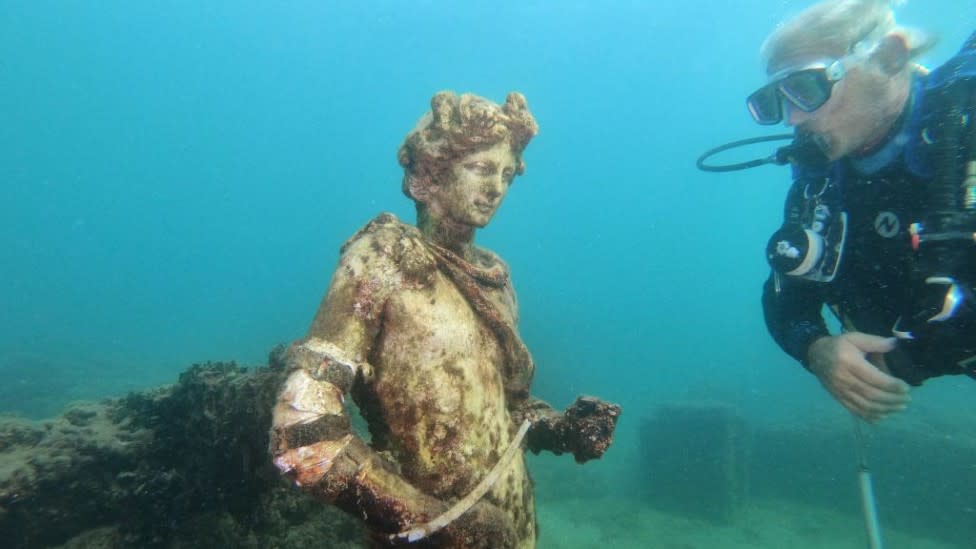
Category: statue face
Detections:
[{"x1": 430, "y1": 140, "x2": 518, "y2": 228}]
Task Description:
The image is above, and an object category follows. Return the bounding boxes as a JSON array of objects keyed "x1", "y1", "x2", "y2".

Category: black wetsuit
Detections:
[{"x1": 762, "y1": 34, "x2": 976, "y2": 385}]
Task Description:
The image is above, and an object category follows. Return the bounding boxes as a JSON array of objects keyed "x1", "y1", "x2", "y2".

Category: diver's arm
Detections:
[
  {"x1": 762, "y1": 273, "x2": 911, "y2": 421},
  {"x1": 804, "y1": 332, "x2": 910, "y2": 422},
  {"x1": 761, "y1": 271, "x2": 830, "y2": 367}
]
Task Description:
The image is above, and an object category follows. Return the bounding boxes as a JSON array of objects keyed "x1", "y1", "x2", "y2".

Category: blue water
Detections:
[{"x1": 3, "y1": 1, "x2": 976, "y2": 547}]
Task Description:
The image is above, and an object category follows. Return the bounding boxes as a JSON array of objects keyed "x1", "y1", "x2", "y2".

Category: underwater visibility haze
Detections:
[{"x1": 2, "y1": 1, "x2": 976, "y2": 547}]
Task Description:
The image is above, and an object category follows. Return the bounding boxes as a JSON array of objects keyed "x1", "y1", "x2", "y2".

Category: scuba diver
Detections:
[{"x1": 704, "y1": 0, "x2": 976, "y2": 423}]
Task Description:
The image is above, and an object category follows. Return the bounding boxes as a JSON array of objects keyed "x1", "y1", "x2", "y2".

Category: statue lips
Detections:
[{"x1": 473, "y1": 201, "x2": 497, "y2": 216}]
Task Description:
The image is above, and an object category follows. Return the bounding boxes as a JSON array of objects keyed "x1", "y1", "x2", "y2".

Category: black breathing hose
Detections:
[{"x1": 695, "y1": 134, "x2": 795, "y2": 172}]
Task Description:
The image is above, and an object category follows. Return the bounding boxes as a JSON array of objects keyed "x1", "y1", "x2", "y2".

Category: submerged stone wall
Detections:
[
  {"x1": 639, "y1": 403, "x2": 749, "y2": 523},
  {"x1": 0, "y1": 353, "x2": 363, "y2": 548}
]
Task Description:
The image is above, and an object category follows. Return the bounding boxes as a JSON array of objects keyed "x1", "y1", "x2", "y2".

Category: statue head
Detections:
[{"x1": 397, "y1": 91, "x2": 538, "y2": 208}]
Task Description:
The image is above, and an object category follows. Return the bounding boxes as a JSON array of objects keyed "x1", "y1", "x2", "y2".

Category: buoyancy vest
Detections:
[{"x1": 784, "y1": 31, "x2": 976, "y2": 383}]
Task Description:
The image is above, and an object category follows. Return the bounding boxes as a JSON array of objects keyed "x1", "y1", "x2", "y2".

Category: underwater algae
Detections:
[{"x1": 0, "y1": 356, "x2": 362, "y2": 548}]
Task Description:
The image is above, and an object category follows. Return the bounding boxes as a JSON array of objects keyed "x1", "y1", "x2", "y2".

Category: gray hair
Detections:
[{"x1": 760, "y1": 0, "x2": 934, "y2": 75}]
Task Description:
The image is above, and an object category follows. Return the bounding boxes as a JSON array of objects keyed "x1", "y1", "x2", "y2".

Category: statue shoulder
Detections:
[
  {"x1": 471, "y1": 245, "x2": 511, "y2": 278},
  {"x1": 338, "y1": 213, "x2": 437, "y2": 284}
]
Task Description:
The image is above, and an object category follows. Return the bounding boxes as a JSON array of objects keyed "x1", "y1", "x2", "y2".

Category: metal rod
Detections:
[{"x1": 852, "y1": 415, "x2": 884, "y2": 549}]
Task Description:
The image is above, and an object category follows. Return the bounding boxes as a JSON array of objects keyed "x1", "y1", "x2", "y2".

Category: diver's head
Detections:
[{"x1": 748, "y1": 0, "x2": 933, "y2": 161}]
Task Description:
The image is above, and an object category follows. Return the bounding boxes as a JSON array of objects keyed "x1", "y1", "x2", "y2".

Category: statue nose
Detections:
[{"x1": 484, "y1": 178, "x2": 504, "y2": 199}]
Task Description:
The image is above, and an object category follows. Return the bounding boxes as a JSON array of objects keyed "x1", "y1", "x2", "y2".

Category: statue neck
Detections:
[{"x1": 417, "y1": 207, "x2": 476, "y2": 259}]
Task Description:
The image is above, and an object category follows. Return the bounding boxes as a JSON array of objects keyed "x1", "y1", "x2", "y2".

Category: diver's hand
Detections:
[{"x1": 806, "y1": 333, "x2": 911, "y2": 422}]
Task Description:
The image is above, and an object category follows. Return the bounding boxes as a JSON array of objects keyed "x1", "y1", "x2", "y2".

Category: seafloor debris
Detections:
[{"x1": 0, "y1": 350, "x2": 362, "y2": 548}]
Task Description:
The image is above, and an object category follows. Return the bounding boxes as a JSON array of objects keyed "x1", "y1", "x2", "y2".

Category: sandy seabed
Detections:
[{"x1": 535, "y1": 496, "x2": 958, "y2": 549}]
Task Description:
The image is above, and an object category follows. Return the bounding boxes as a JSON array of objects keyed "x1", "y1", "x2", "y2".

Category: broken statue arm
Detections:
[
  {"x1": 512, "y1": 395, "x2": 621, "y2": 464},
  {"x1": 268, "y1": 235, "x2": 441, "y2": 537}
]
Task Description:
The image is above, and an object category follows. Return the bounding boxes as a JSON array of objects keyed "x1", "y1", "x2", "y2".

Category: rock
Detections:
[{"x1": 0, "y1": 360, "x2": 363, "y2": 548}]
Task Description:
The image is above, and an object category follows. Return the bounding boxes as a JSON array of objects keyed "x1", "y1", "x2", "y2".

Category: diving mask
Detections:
[{"x1": 747, "y1": 59, "x2": 847, "y2": 125}]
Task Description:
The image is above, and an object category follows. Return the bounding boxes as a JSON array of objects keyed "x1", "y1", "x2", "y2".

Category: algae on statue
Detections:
[{"x1": 269, "y1": 91, "x2": 621, "y2": 548}]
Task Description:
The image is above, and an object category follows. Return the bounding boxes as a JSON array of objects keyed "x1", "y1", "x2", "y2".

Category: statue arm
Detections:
[
  {"x1": 505, "y1": 280, "x2": 621, "y2": 463},
  {"x1": 269, "y1": 233, "x2": 446, "y2": 536},
  {"x1": 269, "y1": 227, "x2": 517, "y2": 545},
  {"x1": 271, "y1": 358, "x2": 520, "y2": 546},
  {"x1": 270, "y1": 323, "x2": 519, "y2": 546},
  {"x1": 270, "y1": 351, "x2": 446, "y2": 535},
  {"x1": 512, "y1": 394, "x2": 622, "y2": 464}
]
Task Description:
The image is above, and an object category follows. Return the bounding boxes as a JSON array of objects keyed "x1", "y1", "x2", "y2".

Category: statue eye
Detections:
[
  {"x1": 466, "y1": 161, "x2": 495, "y2": 176},
  {"x1": 502, "y1": 167, "x2": 515, "y2": 182}
]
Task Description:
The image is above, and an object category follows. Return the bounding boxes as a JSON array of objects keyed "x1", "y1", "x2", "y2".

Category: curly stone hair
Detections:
[{"x1": 397, "y1": 91, "x2": 539, "y2": 201}]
